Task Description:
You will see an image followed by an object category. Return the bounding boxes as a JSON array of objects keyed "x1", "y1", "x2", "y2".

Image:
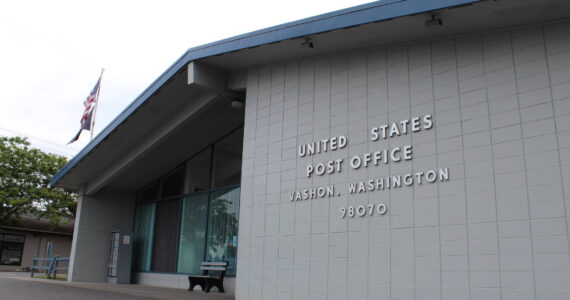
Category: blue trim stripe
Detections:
[{"x1": 51, "y1": 0, "x2": 481, "y2": 187}]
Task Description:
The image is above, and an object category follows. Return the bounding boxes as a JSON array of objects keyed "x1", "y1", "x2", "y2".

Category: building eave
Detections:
[{"x1": 1, "y1": 226, "x2": 73, "y2": 237}]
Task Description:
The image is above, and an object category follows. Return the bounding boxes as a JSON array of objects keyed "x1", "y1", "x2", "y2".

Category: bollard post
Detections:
[
  {"x1": 31, "y1": 256, "x2": 37, "y2": 277},
  {"x1": 47, "y1": 256, "x2": 57, "y2": 278},
  {"x1": 46, "y1": 242, "x2": 53, "y2": 259},
  {"x1": 53, "y1": 256, "x2": 60, "y2": 279}
]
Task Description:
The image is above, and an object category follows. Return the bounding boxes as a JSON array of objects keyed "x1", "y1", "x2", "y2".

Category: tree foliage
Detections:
[{"x1": 0, "y1": 136, "x2": 77, "y2": 225}]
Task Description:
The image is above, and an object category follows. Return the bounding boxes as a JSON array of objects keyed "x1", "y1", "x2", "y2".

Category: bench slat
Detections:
[
  {"x1": 201, "y1": 262, "x2": 228, "y2": 266},
  {"x1": 200, "y1": 266, "x2": 226, "y2": 271}
]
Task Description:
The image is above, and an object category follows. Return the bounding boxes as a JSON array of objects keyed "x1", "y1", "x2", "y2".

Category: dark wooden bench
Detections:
[{"x1": 188, "y1": 261, "x2": 228, "y2": 293}]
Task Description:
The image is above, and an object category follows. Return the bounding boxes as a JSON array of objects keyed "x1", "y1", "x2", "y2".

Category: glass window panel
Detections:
[
  {"x1": 177, "y1": 193, "x2": 209, "y2": 274},
  {"x1": 151, "y1": 199, "x2": 180, "y2": 272},
  {"x1": 206, "y1": 186, "x2": 240, "y2": 276},
  {"x1": 1, "y1": 241, "x2": 24, "y2": 265},
  {"x1": 3, "y1": 235, "x2": 24, "y2": 243},
  {"x1": 185, "y1": 149, "x2": 212, "y2": 193},
  {"x1": 212, "y1": 129, "x2": 243, "y2": 188},
  {"x1": 161, "y1": 167, "x2": 184, "y2": 198},
  {"x1": 133, "y1": 203, "x2": 155, "y2": 271}
]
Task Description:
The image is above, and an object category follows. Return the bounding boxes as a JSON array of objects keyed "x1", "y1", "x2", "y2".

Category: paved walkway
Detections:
[{"x1": 0, "y1": 273, "x2": 233, "y2": 300}]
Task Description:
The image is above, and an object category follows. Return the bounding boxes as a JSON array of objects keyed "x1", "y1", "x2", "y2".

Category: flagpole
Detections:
[{"x1": 90, "y1": 68, "x2": 104, "y2": 141}]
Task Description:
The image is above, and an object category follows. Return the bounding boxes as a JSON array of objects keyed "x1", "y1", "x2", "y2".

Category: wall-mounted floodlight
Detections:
[
  {"x1": 301, "y1": 38, "x2": 314, "y2": 48},
  {"x1": 425, "y1": 14, "x2": 443, "y2": 28},
  {"x1": 231, "y1": 100, "x2": 244, "y2": 109}
]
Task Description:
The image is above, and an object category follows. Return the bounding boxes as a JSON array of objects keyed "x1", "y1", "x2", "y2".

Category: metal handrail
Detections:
[{"x1": 31, "y1": 255, "x2": 70, "y2": 279}]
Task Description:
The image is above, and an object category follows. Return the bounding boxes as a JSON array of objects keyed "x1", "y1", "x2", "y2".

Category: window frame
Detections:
[
  {"x1": 131, "y1": 125, "x2": 243, "y2": 276},
  {"x1": 0, "y1": 234, "x2": 25, "y2": 266}
]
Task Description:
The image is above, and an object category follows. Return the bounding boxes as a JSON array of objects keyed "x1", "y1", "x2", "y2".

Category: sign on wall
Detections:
[{"x1": 290, "y1": 114, "x2": 450, "y2": 218}]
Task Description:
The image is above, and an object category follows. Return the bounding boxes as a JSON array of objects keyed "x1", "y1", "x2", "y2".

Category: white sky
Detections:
[{"x1": 0, "y1": 0, "x2": 373, "y2": 158}]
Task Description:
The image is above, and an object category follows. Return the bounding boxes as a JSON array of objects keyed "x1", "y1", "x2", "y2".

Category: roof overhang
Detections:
[
  {"x1": 53, "y1": 62, "x2": 245, "y2": 194},
  {"x1": 51, "y1": 0, "x2": 570, "y2": 193},
  {"x1": 1, "y1": 226, "x2": 73, "y2": 237}
]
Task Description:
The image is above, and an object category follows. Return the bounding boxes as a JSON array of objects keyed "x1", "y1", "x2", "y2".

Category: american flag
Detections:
[
  {"x1": 68, "y1": 73, "x2": 103, "y2": 144},
  {"x1": 80, "y1": 78, "x2": 100, "y2": 130}
]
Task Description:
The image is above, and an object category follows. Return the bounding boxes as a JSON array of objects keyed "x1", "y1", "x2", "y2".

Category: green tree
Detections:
[{"x1": 0, "y1": 136, "x2": 76, "y2": 225}]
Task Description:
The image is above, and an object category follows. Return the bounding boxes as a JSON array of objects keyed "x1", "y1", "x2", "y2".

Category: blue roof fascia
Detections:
[
  {"x1": 51, "y1": 0, "x2": 481, "y2": 187},
  {"x1": 178, "y1": 0, "x2": 482, "y2": 62}
]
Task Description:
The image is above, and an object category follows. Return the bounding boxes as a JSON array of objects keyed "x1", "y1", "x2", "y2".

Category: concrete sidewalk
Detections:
[{"x1": 0, "y1": 273, "x2": 232, "y2": 300}]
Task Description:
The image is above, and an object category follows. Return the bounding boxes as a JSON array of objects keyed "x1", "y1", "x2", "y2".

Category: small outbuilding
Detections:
[{"x1": 0, "y1": 215, "x2": 72, "y2": 272}]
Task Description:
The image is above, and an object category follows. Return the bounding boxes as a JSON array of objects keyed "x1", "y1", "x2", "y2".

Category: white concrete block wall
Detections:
[
  {"x1": 237, "y1": 21, "x2": 570, "y2": 300},
  {"x1": 68, "y1": 187, "x2": 135, "y2": 282}
]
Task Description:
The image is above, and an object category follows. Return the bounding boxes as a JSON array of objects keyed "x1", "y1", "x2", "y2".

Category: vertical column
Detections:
[
  {"x1": 293, "y1": 58, "x2": 315, "y2": 300},
  {"x1": 277, "y1": 60, "x2": 300, "y2": 300},
  {"x1": 328, "y1": 53, "x2": 349, "y2": 300},
  {"x1": 309, "y1": 55, "x2": 332, "y2": 300},
  {"x1": 347, "y1": 49, "x2": 369, "y2": 300},
  {"x1": 409, "y1": 41, "x2": 441, "y2": 300},
  {"x1": 366, "y1": 46, "x2": 391, "y2": 300},
  {"x1": 261, "y1": 63, "x2": 285, "y2": 300},
  {"x1": 68, "y1": 188, "x2": 135, "y2": 282},
  {"x1": 432, "y1": 37, "x2": 470, "y2": 300},
  {"x1": 236, "y1": 67, "x2": 260, "y2": 300},
  {"x1": 386, "y1": 45, "x2": 414, "y2": 300},
  {"x1": 514, "y1": 24, "x2": 570, "y2": 299},
  {"x1": 543, "y1": 20, "x2": 570, "y2": 299}
]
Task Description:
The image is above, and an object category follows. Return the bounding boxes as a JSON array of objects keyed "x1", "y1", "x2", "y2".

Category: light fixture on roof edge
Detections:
[
  {"x1": 231, "y1": 100, "x2": 243, "y2": 109},
  {"x1": 425, "y1": 14, "x2": 443, "y2": 28},
  {"x1": 301, "y1": 38, "x2": 314, "y2": 48}
]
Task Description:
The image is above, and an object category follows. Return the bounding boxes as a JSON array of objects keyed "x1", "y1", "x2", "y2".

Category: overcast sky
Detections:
[{"x1": 0, "y1": 0, "x2": 372, "y2": 158}]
